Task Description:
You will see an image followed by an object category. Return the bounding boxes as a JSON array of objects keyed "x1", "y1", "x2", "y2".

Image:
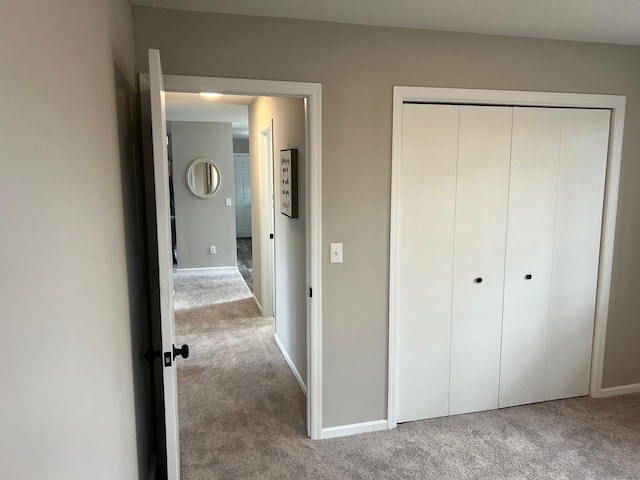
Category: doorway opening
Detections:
[
  {"x1": 155, "y1": 74, "x2": 322, "y2": 479},
  {"x1": 234, "y1": 148, "x2": 254, "y2": 292},
  {"x1": 143, "y1": 60, "x2": 323, "y2": 477}
]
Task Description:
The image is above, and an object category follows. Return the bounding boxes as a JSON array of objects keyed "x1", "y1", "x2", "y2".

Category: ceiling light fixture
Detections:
[{"x1": 200, "y1": 92, "x2": 222, "y2": 98}]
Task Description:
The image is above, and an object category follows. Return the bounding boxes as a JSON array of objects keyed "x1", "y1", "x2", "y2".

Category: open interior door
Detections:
[{"x1": 148, "y1": 48, "x2": 185, "y2": 480}]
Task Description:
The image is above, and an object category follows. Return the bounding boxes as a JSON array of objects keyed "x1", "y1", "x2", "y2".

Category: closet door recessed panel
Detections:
[
  {"x1": 449, "y1": 106, "x2": 512, "y2": 415},
  {"x1": 499, "y1": 107, "x2": 562, "y2": 409},
  {"x1": 396, "y1": 104, "x2": 459, "y2": 422},
  {"x1": 545, "y1": 109, "x2": 610, "y2": 400}
]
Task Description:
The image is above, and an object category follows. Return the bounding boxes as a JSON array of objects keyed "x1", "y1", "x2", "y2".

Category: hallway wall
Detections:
[
  {"x1": 249, "y1": 96, "x2": 308, "y2": 388},
  {"x1": 171, "y1": 121, "x2": 237, "y2": 268}
]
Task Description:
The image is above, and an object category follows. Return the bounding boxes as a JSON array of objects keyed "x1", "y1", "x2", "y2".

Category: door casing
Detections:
[
  {"x1": 258, "y1": 122, "x2": 276, "y2": 317},
  {"x1": 160, "y1": 74, "x2": 323, "y2": 441}
]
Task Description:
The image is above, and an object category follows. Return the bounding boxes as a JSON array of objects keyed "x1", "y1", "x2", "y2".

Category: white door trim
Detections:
[
  {"x1": 388, "y1": 86, "x2": 626, "y2": 429},
  {"x1": 259, "y1": 122, "x2": 276, "y2": 317},
  {"x1": 163, "y1": 74, "x2": 323, "y2": 440}
]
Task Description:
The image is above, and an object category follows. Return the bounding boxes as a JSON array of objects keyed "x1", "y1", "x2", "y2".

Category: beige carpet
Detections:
[
  {"x1": 174, "y1": 270, "x2": 640, "y2": 479},
  {"x1": 174, "y1": 269, "x2": 252, "y2": 311}
]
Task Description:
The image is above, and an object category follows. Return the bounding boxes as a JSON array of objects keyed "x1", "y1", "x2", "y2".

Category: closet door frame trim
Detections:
[{"x1": 388, "y1": 86, "x2": 626, "y2": 429}]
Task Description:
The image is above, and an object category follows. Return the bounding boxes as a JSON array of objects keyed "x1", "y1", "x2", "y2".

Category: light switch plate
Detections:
[{"x1": 330, "y1": 243, "x2": 343, "y2": 264}]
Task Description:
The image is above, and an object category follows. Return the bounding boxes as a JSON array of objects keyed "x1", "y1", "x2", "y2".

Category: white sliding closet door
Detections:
[
  {"x1": 396, "y1": 104, "x2": 459, "y2": 422},
  {"x1": 499, "y1": 108, "x2": 563, "y2": 409},
  {"x1": 449, "y1": 106, "x2": 512, "y2": 415},
  {"x1": 545, "y1": 109, "x2": 610, "y2": 400}
]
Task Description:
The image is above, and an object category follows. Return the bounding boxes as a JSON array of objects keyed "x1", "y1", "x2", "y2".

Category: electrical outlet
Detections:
[
  {"x1": 225, "y1": 198, "x2": 232, "y2": 207},
  {"x1": 209, "y1": 246, "x2": 216, "y2": 255}
]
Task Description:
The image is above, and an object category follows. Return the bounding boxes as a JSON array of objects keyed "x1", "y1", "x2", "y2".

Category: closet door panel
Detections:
[
  {"x1": 449, "y1": 106, "x2": 512, "y2": 415},
  {"x1": 499, "y1": 108, "x2": 562, "y2": 409},
  {"x1": 545, "y1": 109, "x2": 610, "y2": 400},
  {"x1": 396, "y1": 104, "x2": 459, "y2": 422}
]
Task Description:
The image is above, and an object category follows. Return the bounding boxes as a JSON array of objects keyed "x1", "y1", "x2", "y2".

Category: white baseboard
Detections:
[
  {"x1": 274, "y1": 333, "x2": 307, "y2": 396},
  {"x1": 253, "y1": 295, "x2": 264, "y2": 315},
  {"x1": 597, "y1": 382, "x2": 640, "y2": 398},
  {"x1": 321, "y1": 419, "x2": 388, "y2": 439},
  {"x1": 176, "y1": 266, "x2": 238, "y2": 273}
]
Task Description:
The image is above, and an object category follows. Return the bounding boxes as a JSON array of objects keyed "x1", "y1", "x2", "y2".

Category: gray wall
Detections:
[
  {"x1": 233, "y1": 137, "x2": 250, "y2": 153},
  {"x1": 171, "y1": 121, "x2": 236, "y2": 268},
  {"x1": 133, "y1": 8, "x2": 640, "y2": 428},
  {"x1": 249, "y1": 96, "x2": 307, "y2": 386},
  {"x1": 1, "y1": 0, "x2": 149, "y2": 478}
]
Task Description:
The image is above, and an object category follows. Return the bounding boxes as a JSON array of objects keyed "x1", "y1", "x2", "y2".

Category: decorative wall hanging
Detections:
[{"x1": 280, "y1": 149, "x2": 298, "y2": 218}]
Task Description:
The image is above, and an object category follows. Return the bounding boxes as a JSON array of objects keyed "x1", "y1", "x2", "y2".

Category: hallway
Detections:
[{"x1": 173, "y1": 269, "x2": 308, "y2": 479}]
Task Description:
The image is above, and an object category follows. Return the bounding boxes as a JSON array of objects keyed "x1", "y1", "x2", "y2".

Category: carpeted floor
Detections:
[
  {"x1": 174, "y1": 269, "x2": 253, "y2": 310},
  {"x1": 174, "y1": 270, "x2": 640, "y2": 479}
]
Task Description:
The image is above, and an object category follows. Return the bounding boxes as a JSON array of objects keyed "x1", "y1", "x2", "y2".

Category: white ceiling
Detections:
[
  {"x1": 131, "y1": 0, "x2": 640, "y2": 46},
  {"x1": 165, "y1": 92, "x2": 256, "y2": 138}
]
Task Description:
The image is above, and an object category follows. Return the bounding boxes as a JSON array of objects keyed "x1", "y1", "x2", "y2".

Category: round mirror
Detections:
[{"x1": 186, "y1": 157, "x2": 221, "y2": 198}]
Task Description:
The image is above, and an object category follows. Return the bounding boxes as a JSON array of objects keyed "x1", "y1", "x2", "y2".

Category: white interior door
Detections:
[
  {"x1": 449, "y1": 106, "x2": 512, "y2": 415},
  {"x1": 234, "y1": 154, "x2": 252, "y2": 238},
  {"x1": 396, "y1": 104, "x2": 459, "y2": 422},
  {"x1": 545, "y1": 109, "x2": 610, "y2": 400},
  {"x1": 149, "y1": 49, "x2": 180, "y2": 480},
  {"x1": 499, "y1": 107, "x2": 563, "y2": 409}
]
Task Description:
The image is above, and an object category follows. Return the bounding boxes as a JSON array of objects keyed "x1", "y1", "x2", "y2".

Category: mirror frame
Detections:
[{"x1": 185, "y1": 157, "x2": 221, "y2": 199}]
